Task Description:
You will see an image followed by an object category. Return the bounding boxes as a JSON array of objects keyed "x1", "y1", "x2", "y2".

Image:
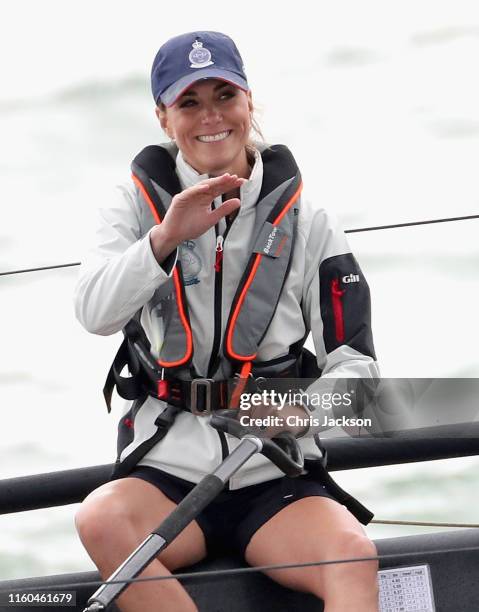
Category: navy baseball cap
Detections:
[{"x1": 151, "y1": 31, "x2": 249, "y2": 107}]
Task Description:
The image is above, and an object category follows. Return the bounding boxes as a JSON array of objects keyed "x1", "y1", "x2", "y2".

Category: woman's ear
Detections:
[
  {"x1": 156, "y1": 105, "x2": 173, "y2": 138},
  {"x1": 247, "y1": 90, "x2": 254, "y2": 113}
]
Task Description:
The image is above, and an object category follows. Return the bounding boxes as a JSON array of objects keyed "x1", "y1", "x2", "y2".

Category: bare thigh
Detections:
[
  {"x1": 244, "y1": 496, "x2": 377, "y2": 596},
  {"x1": 76, "y1": 476, "x2": 208, "y2": 571}
]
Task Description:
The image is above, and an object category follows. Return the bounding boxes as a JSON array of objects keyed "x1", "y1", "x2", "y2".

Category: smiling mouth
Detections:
[{"x1": 196, "y1": 130, "x2": 232, "y2": 143}]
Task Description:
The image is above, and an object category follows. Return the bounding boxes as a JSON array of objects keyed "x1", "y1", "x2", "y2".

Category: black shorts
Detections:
[{"x1": 128, "y1": 464, "x2": 337, "y2": 559}]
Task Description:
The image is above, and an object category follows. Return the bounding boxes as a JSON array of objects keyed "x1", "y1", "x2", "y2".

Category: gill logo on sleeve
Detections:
[{"x1": 342, "y1": 274, "x2": 360, "y2": 283}]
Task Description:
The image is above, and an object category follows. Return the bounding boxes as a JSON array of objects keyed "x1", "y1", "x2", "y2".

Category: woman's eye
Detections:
[
  {"x1": 179, "y1": 99, "x2": 197, "y2": 108},
  {"x1": 178, "y1": 91, "x2": 235, "y2": 108}
]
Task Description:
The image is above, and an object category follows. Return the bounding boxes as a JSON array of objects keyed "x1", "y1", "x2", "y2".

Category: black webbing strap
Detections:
[
  {"x1": 104, "y1": 330, "x2": 304, "y2": 413},
  {"x1": 110, "y1": 402, "x2": 182, "y2": 480},
  {"x1": 103, "y1": 337, "x2": 143, "y2": 413},
  {"x1": 104, "y1": 354, "x2": 231, "y2": 414},
  {"x1": 308, "y1": 437, "x2": 374, "y2": 525},
  {"x1": 103, "y1": 315, "x2": 162, "y2": 413}
]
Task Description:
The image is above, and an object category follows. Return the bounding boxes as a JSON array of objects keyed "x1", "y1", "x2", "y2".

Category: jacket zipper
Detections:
[
  {"x1": 207, "y1": 218, "x2": 234, "y2": 462},
  {"x1": 331, "y1": 278, "x2": 345, "y2": 343},
  {"x1": 214, "y1": 235, "x2": 224, "y2": 272},
  {"x1": 207, "y1": 225, "x2": 233, "y2": 378}
]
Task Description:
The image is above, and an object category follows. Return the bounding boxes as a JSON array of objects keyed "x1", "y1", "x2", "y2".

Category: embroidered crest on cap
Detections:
[{"x1": 189, "y1": 40, "x2": 214, "y2": 69}]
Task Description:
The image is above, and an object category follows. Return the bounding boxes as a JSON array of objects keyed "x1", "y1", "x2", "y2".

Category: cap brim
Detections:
[{"x1": 159, "y1": 68, "x2": 249, "y2": 106}]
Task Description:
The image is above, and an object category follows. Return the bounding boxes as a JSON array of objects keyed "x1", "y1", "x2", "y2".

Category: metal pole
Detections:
[{"x1": 83, "y1": 436, "x2": 263, "y2": 611}]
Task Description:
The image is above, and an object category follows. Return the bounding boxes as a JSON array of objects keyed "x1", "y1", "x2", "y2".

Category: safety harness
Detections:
[
  {"x1": 104, "y1": 143, "x2": 303, "y2": 414},
  {"x1": 104, "y1": 143, "x2": 373, "y2": 525}
]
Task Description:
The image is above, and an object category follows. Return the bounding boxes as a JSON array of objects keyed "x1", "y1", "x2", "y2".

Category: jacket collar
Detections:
[{"x1": 175, "y1": 146, "x2": 264, "y2": 212}]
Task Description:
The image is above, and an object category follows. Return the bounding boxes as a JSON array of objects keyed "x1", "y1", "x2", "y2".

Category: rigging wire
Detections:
[
  {"x1": 1, "y1": 545, "x2": 479, "y2": 594},
  {"x1": 1, "y1": 213, "x2": 478, "y2": 278},
  {"x1": 0, "y1": 262, "x2": 80, "y2": 277},
  {"x1": 344, "y1": 213, "x2": 479, "y2": 234},
  {"x1": 372, "y1": 518, "x2": 479, "y2": 528}
]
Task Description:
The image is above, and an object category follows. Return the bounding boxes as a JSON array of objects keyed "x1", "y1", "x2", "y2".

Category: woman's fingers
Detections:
[
  {"x1": 165, "y1": 173, "x2": 247, "y2": 240},
  {"x1": 209, "y1": 198, "x2": 241, "y2": 224},
  {"x1": 199, "y1": 173, "x2": 243, "y2": 187},
  {"x1": 197, "y1": 173, "x2": 246, "y2": 199},
  {"x1": 173, "y1": 182, "x2": 209, "y2": 204},
  {"x1": 174, "y1": 174, "x2": 246, "y2": 207}
]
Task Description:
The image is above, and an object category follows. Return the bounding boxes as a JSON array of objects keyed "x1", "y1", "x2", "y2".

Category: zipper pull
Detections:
[{"x1": 214, "y1": 235, "x2": 224, "y2": 272}]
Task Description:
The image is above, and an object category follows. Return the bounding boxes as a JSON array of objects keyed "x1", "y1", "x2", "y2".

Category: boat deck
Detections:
[{"x1": 1, "y1": 529, "x2": 477, "y2": 611}]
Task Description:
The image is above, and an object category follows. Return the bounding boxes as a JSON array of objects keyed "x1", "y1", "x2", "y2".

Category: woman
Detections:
[{"x1": 74, "y1": 31, "x2": 380, "y2": 612}]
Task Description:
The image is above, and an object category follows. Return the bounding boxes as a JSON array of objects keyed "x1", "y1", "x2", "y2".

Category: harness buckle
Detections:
[{"x1": 191, "y1": 378, "x2": 214, "y2": 416}]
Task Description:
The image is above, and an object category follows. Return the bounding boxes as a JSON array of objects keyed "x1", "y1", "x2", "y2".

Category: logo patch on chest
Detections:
[
  {"x1": 253, "y1": 222, "x2": 288, "y2": 258},
  {"x1": 179, "y1": 240, "x2": 202, "y2": 285}
]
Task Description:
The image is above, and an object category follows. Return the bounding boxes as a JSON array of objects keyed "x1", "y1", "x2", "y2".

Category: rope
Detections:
[
  {"x1": 372, "y1": 518, "x2": 479, "y2": 528},
  {"x1": 1, "y1": 213, "x2": 478, "y2": 277},
  {"x1": 1, "y1": 545, "x2": 478, "y2": 594}
]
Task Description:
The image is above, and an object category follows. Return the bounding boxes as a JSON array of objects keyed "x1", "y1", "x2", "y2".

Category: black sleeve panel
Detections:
[
  {"x1": 159, "y1": 248, "x2": 177, "y2": 275},
  {"x1": 318, "y1": 253, "x2": 376, "y2": 360}
]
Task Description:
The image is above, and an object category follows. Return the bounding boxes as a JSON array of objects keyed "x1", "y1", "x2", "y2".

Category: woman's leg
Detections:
[
  {"x1": 75, "y1": 477, "x2": 207, "y2": 612},
  {"x1": 244, "y1": 496, "x2": 379, "y2": 612}
]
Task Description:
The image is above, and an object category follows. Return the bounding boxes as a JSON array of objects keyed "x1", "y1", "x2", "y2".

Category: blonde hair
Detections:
[{"x1": 247, "y1": 105, "x2": 265, "y2": 158}]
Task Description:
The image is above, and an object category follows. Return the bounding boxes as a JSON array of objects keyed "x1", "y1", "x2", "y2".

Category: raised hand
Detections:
[{"x1": 150, "y1": 173, "x2": 245, "y2": 263}]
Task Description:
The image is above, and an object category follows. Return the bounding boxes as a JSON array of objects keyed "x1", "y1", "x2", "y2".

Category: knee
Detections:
[
  {"x1": 309, "y1": 532, "x2": 378, "y2": 601},
  {"x1": 338, "y1": 531, "x2": 377, "y2": 559},
  {"x1": 334, "y1": 532, "x2": 379, "y2": 572},
  {"x1": 75, "y1": 493, "x2": 134, "y2": 550}
]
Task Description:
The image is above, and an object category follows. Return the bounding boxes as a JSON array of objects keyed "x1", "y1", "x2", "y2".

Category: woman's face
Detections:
[{"x1": 157, "y1": 79, "x2": 253, "y2": 178}]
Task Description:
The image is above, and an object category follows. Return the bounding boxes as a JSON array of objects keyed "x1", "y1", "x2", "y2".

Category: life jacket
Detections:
[{"x1": 104, "y1": 142, "x2": 307, "y2": 413}]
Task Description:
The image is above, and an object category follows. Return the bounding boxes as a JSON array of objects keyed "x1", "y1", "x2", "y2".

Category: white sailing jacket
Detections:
[{"x1": 74, "y1": 143, "x2": 380, "y2": 489}]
